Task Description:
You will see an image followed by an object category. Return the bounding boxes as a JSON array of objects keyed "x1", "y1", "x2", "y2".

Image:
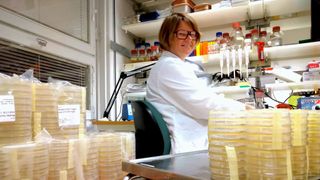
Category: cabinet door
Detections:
[{"x1": 0, "y1": 0, "x2": 95, "y2": 62}]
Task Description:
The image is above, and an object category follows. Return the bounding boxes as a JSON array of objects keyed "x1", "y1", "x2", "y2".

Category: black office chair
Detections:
[{"x1": 131, "y1": 100, "x2": 171, "y2": 159}]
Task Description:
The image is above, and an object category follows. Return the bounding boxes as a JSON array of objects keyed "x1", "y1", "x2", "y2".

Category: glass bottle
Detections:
[
  {"x1": 231, "y1": 22, "x2": 244, "y2": 49},
  {"x1": 130, "y1": 49, "x2": 138, "y2": 62},
  {"x1": 259, "y1": 31, "x2": 268, "y2": 45},
  {"x1": 213, "y1": 32, "x2": 223, "y2": 54},
  {"x1": 251, "y1": 29, "x2": 259, "y2": 45},
  {"x1": 270, "y1": 26, "x2": 282, "y2": 47}
]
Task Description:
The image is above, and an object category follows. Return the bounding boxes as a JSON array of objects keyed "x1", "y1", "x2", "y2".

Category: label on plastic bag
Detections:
[
  {"x1": 58, "y1": 104, "x2": 80, "y2": 127},
  {"x1": 0, "y1": 95, "x2": 16, "y2": 122}
]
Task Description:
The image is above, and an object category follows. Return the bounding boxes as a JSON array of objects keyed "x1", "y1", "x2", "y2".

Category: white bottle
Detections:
[{"x1": 270, "y1": 26, "x2": 282, "y2": 47}]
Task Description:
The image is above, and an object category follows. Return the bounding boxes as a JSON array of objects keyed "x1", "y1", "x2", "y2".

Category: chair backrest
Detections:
[{"x1": 131, "y1": 100, "x2": 171, "y2": 159}]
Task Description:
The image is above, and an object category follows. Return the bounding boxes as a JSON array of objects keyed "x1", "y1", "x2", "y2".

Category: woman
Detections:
[{"x1": 146, "y1": 13, "x2": 246, "y2": 154}]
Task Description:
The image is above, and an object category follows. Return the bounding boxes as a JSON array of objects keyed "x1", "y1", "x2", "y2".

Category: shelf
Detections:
[
  {"x1": 92, "y1": 120, "x2": 135, "y2": 131},
  {"x1": 265, "y1": 81, "x2": 320, "y2": 92},
  {"x1": 92, "y1": 120, "x2": 134, "y2": 125},
  {"x1": 187, "y1": 41, "x2": 320, "y2": 66},
  {"x1": 122, "y1": 0, "x2": 310, "y2": 38},
  {"x1": 123, "y1": 61, "x2": 156, "y2": 72},
  {"x1": 265, "y1": 41, "x2": 320, "y2": 60}
]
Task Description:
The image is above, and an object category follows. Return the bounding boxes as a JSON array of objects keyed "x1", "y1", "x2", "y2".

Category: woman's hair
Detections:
[{"x1": 158, "y1": 13, "x2": 201, "y2": 51}]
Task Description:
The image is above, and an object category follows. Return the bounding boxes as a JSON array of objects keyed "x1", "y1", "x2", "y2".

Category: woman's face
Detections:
[{"x1": 169, "y1": 21, "x2": 198, "y2": 60}]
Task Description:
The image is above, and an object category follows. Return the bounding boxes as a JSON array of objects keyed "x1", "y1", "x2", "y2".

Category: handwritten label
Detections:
[
  {"x1": 58, "y1": 104, "x2": 80, "y2": 126},
  {"x1": 0, "y1": 95, "x2": 15, "y2": 122}
]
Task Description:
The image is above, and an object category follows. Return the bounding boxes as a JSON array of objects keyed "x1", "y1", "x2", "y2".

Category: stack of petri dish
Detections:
[
  {"x1": 1, "y1": 142, "x2": 49, "y2": 179},
  {"x1": 290, "y1": 110, "x2": 308, "y2": 179},
  {"x1": 118, "y1": 132, "x2": 136, "y2": 177},
  {"x1": 0, "y1": 148, "x2": 10, "y2": 179},
  {"x1": 48, "y1": 139, "x2": 76, "y2": 179},
  {"x1": 81, "y1": 137, "x2": 99, "y2": 180},
  {"x1": 245, "y1": 109, "x2": 292, "y2": 179},
  {"x1": 307, "y1": 110, "x2": 320, "y2": 177},
  {"x1": 119, "y1": 132, "x2": 136, "y2": 161},
  {"x1": 208, "y1": 110, "x2": 246, "y2": 180},
  {"x1": 32, "y1": 83, "x2": 58, "y2": 138},
  {"x1": 33, "y1": 83, "x2": 86, "y2": 139},
  {"x1": 56, "y1": 85, "x2": 86, "y2": 139},
  {"x1": 95, "y1": 133, "x2": 122, "y2": 180},
  {"x1": 0, "y1": 75, "x2": 32, "y2": 146}
]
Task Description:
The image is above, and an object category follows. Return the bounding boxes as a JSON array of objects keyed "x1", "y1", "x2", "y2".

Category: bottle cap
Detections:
[
  {"x1": 151, "y1": 45, "x2": 157, "y2": 50},
  {"x1": 245, "y1": 33, "x2": 252, "y2": 38},
  {"x1": 260, "y1": 31, "x2": 267, "y2": 36},
  {"x1": 222, "y1": 32, "x2": 230, "y2": 38},
  {"x1": 154, "y1": 41, "x2": 160, "y2": 46},
  {"x1": 232, "y1": 22, "x2": 241, "y2": 28},
  {"x1": 131, "y1": 49, "x2": 137, "y2": 54},
  {"x1": 273, "y1": 26, "x2": 280, "y2": 32},
  {"x1": 216, "y1": 32, "x2": 222, "y2": 37},
  {"x1": 251, "y1": 29, "x2": 258, "y2": 35}
]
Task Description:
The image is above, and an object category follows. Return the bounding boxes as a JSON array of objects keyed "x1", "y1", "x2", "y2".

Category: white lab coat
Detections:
[{"x1": 146, "y1": 51, "x2": 245, "y2": 154}]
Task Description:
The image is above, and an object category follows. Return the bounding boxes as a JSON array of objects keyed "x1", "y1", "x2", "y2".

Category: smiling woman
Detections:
[{"x1": 146, "y1": 13, "x2": 247, "y2": 154}]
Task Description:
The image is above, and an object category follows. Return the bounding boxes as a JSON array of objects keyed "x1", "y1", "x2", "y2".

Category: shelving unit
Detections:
[
  {"x1": 124, "y1": 41, "x2": 320, "y2": 70},
  {"x1": 122, "y1": 0, "x2": 310, "y2": 38}
]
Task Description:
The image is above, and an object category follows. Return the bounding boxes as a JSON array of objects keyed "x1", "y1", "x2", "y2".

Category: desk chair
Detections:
[{"x1": 131, "y1": 100, "x2": 171, "y2": 159}]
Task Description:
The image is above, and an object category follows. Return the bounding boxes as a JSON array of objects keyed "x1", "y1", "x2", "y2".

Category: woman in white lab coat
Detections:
[{"x1": 146, "y1": 13, "x2": 246, "y2": 154}]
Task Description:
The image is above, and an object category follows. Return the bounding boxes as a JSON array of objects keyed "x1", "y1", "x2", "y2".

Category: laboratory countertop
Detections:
[
  {"x1": 92, "y1": 120, "x2": 135, "y2": 132},
  {"x1": 92, "y1": 120, "x2": 134, "y2": 125},
  {"x1": 122, "y1": 150, "x2": 210, "y2": 180}
]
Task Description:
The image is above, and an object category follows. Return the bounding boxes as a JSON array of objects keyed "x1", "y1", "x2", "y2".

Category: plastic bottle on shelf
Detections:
[
  {"x1": 138, "y1": 49, "x2": 146, "y2": 61},
  {"x1": 154, "y1": 41, "x2": 161, "y2": 59},
  {"x1": 259, "y1": 31, "x2": 268, "y2": 45},
  {"x1": 222, "y1": 33, "x2": 232, "y2": 49},
  {"x1": 231, "y1": 22, "x2": 244, "y2": 49},
  {"x1": 251, "y1": 29, "x2": 259, "y2": 45},
  {"x1": 244, "y1": 33, "x2": 252, "y2": 49},
  {"x1": 244, "y1": 33, "x2": 252, "y2": 78},
  {"x1": 269, "y1": 26, "x2": 282, "y2": 47},
  {"x1": 130, "y1": 49, "x2": 138, "y2": 62},
  {"x1": 145, "y1": 42, "x2": 151, "y2": 50},
  {"x1": 150, "y1": 45, "x2": 157, "y2": 61},
  {"x1": 135, "y1": 43, "x2": 141, "y2": 59},
  {"x1": 250, "y1": 29, "x2": 259, "y2": 61},
  {"x1": 211, "y1": 32, "x2": 223, "y2": 54},
  {"x1": 146, "y1": 48, "x2": 152, "y2": 61}
]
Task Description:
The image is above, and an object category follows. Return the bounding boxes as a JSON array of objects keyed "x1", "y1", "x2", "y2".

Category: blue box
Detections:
[{"x1": 297, "y1": 97, "x2": 320, "y2": 110}]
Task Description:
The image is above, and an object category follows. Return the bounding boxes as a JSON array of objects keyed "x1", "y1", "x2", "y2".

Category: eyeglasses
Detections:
[{"x1": 174, "y1": 30, "x2": 198, "y2": 40}]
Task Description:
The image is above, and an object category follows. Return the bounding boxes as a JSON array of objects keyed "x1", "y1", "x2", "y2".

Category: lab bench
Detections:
[{"x1": 122, "y1": 150, "x2": 210, "y2": 180}]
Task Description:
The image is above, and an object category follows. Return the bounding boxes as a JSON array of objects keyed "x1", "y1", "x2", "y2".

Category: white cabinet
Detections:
[{"x1": 0, "y1": 0, "x2": 95, "y2": 65}]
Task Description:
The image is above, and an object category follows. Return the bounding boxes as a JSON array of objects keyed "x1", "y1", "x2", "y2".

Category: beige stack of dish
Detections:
[
  {"x1": 32, "y1": 83, "x2": 86, "y2": 139},
  {"x1": 96, "y1": 133, "x2": 122, "y2": 180},
  {"x1": 48, "y1": 139, "x2": 77, "y2": 179},
  {"x1": 307, "y1": 111, "x2": 320, "y2": 177},
  {"x1": 80, "y1": 137, "x2": 99, "y2": 180},
  {"x1": 290, "y1": 110, "x2": 308, "y2": 179},
  {"x1": 0, "y1": 149, "x2": 9, "y2": 178},
  {"x1": 208, "y1": 111, "x2": 246, "y2": 179},
  {"x1": 1, "y1": 142, "x2": 49, "y2": 179},
  {"x1": 0, "y1": 75, "x2": 32, "y2": 146},
  {"x1": 245, "y1": 109, "x2": 292, "y2": 180},
  {"x1": 119, "y1": 132, "x2": 136, "y2": 161}
]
